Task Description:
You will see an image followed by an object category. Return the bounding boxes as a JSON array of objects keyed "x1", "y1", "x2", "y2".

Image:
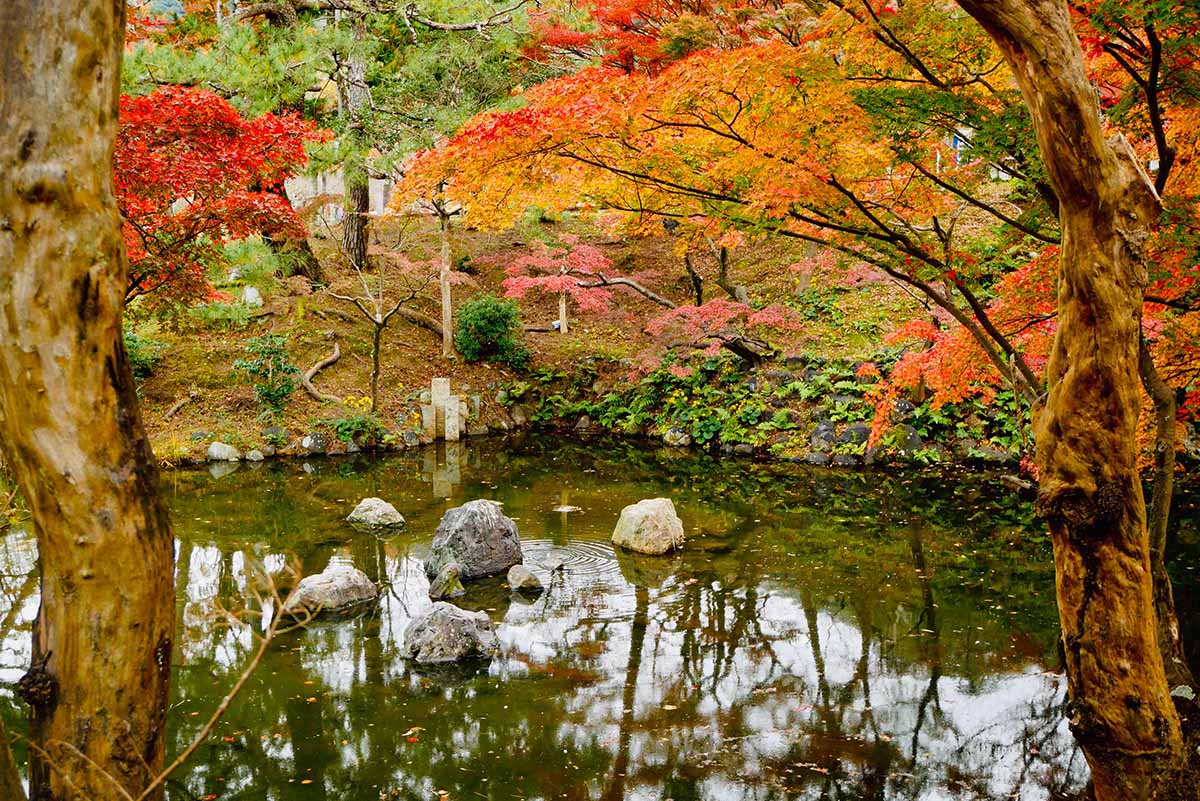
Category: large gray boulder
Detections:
[
  {"x1": 424, "y1": 500, "x2": 522, "y2": 580},
  {"x1": 283, "y1": 564, "x2": 377, "y2": 618},
  {"x1": 403, "y1": 602, "x2": 499, "y2": 664},
  {"x1": 346, "y1": 497, "x2": 405, "y2": 531},
  {"x1": 612, "y1": 498, "x2": 685, "y2": 555}
]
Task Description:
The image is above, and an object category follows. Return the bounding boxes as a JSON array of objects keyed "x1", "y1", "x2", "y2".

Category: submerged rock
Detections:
[
  {"x1": 612, "y1": 498, "x2": 685, "y2": 555},
  {"x1": 424, "y1": 499, "x2": 523, "y2": 580},
  {"x1": 346, "y1": 497, "x2": 405, "y2": 531},
  {"x1": 429, "y1": 563, "x2": 466, "y2": 600},
  {"x1": 507, "y1": 564, "x2": 544, "y2": 594},
  {"x1": 283, "y1": 564, "x2": 377, "y2": 618},
  {"x1": 403, "y1": 602, "x2": 499, "y2": 664},
  {"x1": 207, "y1": 441, "x2": 241, "y2": 462}
]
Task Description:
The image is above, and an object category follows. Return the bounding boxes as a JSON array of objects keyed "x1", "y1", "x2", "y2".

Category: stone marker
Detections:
[
  {"x1": 432, "y1": 377, "x2": 451, "y2": 438},
  {"x1": 444, "y1": 395, "x2": 461, "y2": 441}
]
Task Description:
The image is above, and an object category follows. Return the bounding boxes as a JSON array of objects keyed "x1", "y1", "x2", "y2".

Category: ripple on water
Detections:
[{"x1": 521, "y1": 537, "x2": 627, "y2": 583}]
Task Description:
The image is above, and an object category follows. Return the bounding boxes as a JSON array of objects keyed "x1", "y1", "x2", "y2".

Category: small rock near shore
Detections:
[
  {"x1": 663, "y1": 428, "x2": 691, "y2": 447},
  {"x1": 206, "y1": 441, "x2": 241, "y2": 462}
]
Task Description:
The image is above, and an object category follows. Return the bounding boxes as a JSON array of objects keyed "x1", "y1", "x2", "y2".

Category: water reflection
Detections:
[{"x1": 2, "y1": 437, "x2": 1092, "y2": 800}]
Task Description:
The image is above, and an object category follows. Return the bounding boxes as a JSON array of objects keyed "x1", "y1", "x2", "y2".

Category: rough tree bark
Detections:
[
  {"x1": 337, "y1": 34, "x2": 371, "y2": 271},
  {"x1": 1139, "y1": 338, "x2": 1194, "y2": 689},
  {"x1": 953, "y1": 1, "x2": 1183, "y2": 797},
  {"x1": 0, "y1": 2, "x2": 176, "y2": 799},
  {"x1": 0, "y1": 717, "x2": 24, "y2": 801}
]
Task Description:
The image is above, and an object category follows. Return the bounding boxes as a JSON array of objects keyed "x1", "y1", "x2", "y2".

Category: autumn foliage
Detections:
[
  {"x1": 115, "y1": 87, "x2": 324, "y2": 304},
  {"x1": 394, "y1": 0, "x2": 1200, "y2": 440}
]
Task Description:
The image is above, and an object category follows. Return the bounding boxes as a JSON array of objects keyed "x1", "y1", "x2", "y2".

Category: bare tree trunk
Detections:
[
  {"x1": 371, "y1": 322, "x2": 383, "y2": 413},
  {"x1": 1139, "y1": 337, "x2": 1194, "y2": 689},
  {"x1": 710, "y1": 243, "x2": 750, "y2": 305},
  {"x1": 558, "y1": 291, "x2": 569, "y2": 334},
  {"x1": 955, "y1": 1, "x2": 1183, "y2": 797},
  {"x1": 439, "y1": 208, "x2": 454, "y2": 357},
  {"x1": 683, "y1": 253, "x2": 704, "y2": 305},
  {"x1": 0, "y1": 2, "x2": 176, "y2": 800}
]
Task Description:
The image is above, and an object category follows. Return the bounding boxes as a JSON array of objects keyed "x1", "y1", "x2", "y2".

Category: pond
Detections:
[{"x1": 0, "y1": 435, "x2": 1102, "y2": 799}]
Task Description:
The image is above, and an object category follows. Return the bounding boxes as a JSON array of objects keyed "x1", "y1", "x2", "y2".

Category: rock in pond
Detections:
[
  {"x1": 346, "y1": 497, "x2": 405, "y2": 531},
  {"x1": 207, "y1": 441, "x2": 241, "y2": 461},
  {"x1": 403, "y1": 602, "x2": 499, "y2": 664},
  {"x1": 283, "y1": 564, "x2": 377, "y2": 618},
  {"x1": 429, "y1": 563, "x2": 466, "y2": 600},
  {"x1": 424, "y1": 499, "x2": 523, "y2": 581},
  {"x1": 612, "y1": 498, "x2": 685, "y2": 555},
  {"x1": 507, "y1": 564, "x2": 544, "y2": 594}
]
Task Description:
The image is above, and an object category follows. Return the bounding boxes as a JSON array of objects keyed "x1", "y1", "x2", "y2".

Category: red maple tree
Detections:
[{"x1": 114, "y1": 86, "x2": 325, "y2": 304}]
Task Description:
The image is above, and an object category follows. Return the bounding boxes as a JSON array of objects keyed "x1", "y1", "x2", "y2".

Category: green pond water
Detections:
[{"x1": 1, "y1": 435, "x2": 1127, "y2": 800}]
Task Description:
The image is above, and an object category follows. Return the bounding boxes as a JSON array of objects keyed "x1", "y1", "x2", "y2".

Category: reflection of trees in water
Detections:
[{"x1": 1, "y1": 437, "x2": 1094, "y2": 800}]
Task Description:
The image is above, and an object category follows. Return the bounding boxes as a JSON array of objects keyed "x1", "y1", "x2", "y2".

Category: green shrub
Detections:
[
  {"x1": 456, "y1": 294, "x2": 530, "y2": 370},
  {"x1": 124, "y1": 328, "x2": 167, "y2": 379},
  {"x1": 233, "y1": 334, "x2": 300, "y2": 410},
  {"x1": 190, "y1": 301, "x2": 251, "y2": 329}
]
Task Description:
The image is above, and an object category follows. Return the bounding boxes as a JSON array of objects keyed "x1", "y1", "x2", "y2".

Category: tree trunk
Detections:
[
  {"x1": 337, "y1": 37, "x2": 371, "y2": 271},
  {"x1": 0, "y1": 716, "x2": 25, "y2": 801},
  {"x1": 683, "y1": 253, "x2": 704, "y2": 306},
  {"x1": 1139, "y1": 338, "x2": 1194, "y2": 689},
  {"x1": 439, "y1": 210, "x2": 454, "y2": 357},
  {"x1": 371, "y1": 322, "x2": 382, "y2": 414},
  {"x1": 264, "y1": 183, "x2": 323, "y2": 284},
  {"x1": 954, "y1": 1, "x2": 1183, "y2": 797},
  {"x1": 0, "y1": 2, "x2": 176, "y2": 800},
  {"x1": 558, "y1": 291, "x2": 569, "y2": 334},
  {"x1": 342, "y1": 174, "x2": 369, "y2": 270}
]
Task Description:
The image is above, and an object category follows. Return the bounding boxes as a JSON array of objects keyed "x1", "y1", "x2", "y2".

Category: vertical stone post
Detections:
[{"x1": 431, "y1": 377, "x2": 451, "y2": 439}]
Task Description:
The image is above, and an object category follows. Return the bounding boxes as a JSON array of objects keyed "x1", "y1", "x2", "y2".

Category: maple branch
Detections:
[
  {"x1": 953, "y1": 280, "x2": 1041, "y2": 391},
  {"x1": 579, "y1": 274, "x2": 677, "y2": 308},
  {"x1": 907, "y1": 160, "x2": 1060, "y2": 244}
]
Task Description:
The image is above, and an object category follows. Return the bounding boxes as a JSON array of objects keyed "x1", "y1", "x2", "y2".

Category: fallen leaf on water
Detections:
[
  {"x1": 662, "y1": 704, "x2": 678, "y2": 711},
  {"x1": 401, "y1": 727, "x2": 425, "y2": 737}
]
